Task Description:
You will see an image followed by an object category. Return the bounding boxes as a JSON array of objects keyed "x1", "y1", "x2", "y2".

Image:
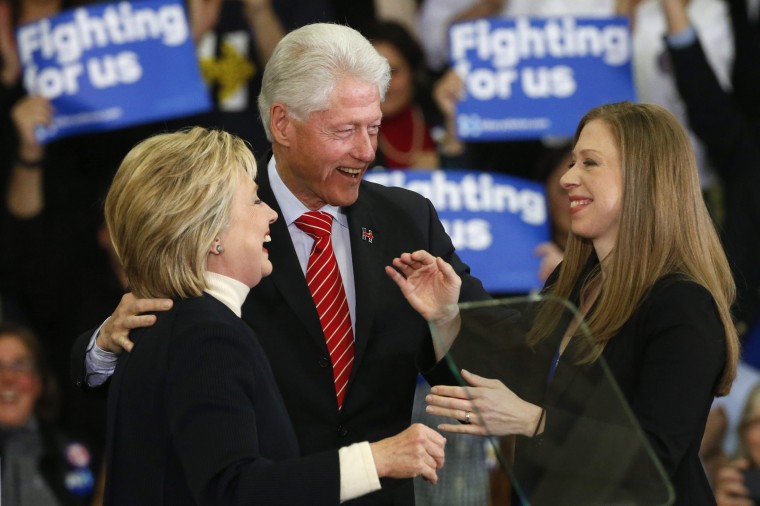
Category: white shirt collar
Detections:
[{"x1": 204, "y1": 271, "x2": 250, "y2": 317}]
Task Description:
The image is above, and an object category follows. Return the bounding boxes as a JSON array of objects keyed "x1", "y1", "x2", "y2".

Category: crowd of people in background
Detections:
[{"x1": 0, "y1": 0, "x2": 758, "y2": 504}]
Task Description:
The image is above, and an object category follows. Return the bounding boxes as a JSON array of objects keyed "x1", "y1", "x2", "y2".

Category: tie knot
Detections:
[{"x1": 295, "y1": 211, "x2": 333, "y2": 239}]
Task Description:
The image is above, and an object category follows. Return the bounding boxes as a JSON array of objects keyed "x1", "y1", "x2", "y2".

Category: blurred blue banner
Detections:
[
  {"x1": 17, "y1": 0, "x2": 211, "y2": 142},
  {"x1": 365, "y1": 169, "x2": 550, "y2": 294},
  {"x1": 449, "y1": 16, "x2": 636, "y2": 141}
]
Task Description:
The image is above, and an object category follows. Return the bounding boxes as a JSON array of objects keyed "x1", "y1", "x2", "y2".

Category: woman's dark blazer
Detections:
[
  {"x1": 425, "y1": 261, "x2": 726, "y2": 505},
  {"x1": 104, "y1": 293, "x2": 340, "y2": 506}
]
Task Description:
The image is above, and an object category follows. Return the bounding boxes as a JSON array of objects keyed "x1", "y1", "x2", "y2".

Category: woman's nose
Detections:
[{"x1": 559, "y1": 166, "x2": 578, "y2": 190}]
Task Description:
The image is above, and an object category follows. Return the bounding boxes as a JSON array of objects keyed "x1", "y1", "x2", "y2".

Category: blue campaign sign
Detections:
[
  {"x1": 365, "y1": 169, "x2": 550, "y2": 294},
  {"x1": 449, "y1": 16, "x2": 636, "y2": 141},
  {"x1": 16, "y1": 0, "x2": 211, "y2": 142}
]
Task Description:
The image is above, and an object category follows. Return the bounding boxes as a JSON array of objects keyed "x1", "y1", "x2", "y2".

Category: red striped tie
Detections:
[{"x1": 295, "y1": 211, "x2": 355, "y2": 409}]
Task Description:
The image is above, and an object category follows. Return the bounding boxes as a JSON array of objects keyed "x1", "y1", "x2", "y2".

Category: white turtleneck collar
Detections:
[{"x1": 204, "y1": 271, "x2": 250, "y2": 317}]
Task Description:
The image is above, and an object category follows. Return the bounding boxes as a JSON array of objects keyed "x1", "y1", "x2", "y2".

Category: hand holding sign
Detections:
[
  {"x1": 11, "y1": 96, "x2": 51, "y2": 162},
  {"x1": 187, "y1": 0, "x2": 223, "y2": 41},
  {"x1": 16, "y1": 0, "x2": 211, "y2": 142},
  {"x1": 449, "y1": 16, "x2": 636, "y2": 141}
]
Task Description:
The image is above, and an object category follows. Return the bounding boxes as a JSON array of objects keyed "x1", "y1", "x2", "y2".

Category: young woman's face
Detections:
[
  {"x1": 743, "y1": 413, "x2": 760, "y2": 467},
  {"x1": 561, "y1": 119, "x2": 623, "y2": 259},
  {"x1": 373, "y1": 41, "x2": 413, "y2": 119}
]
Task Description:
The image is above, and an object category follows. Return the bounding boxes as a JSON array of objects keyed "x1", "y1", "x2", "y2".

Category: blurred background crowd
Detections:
[{"x1": 0, "y1": 0, "x2": 758, "y2": 504}]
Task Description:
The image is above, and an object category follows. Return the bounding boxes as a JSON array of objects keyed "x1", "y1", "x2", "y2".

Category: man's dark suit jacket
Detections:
[
  {"x1": 105, "y1": 293, "x2": 340, "y2": 505},
  {"x1": 73, "y1": 159, "x2": 490, "y2": 505},
  {"x1": 241, "y1": 162, "x2": 489, "y2": 504}
]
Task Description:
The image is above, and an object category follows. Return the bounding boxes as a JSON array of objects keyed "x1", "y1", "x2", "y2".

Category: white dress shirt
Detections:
[{"x1": 267, "y1": 157, "x2": 357, "y2": 332}]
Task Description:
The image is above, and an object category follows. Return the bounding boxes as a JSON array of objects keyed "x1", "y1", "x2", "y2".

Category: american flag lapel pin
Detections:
[{"x1": 361, "y1": 227, "x2": 374, "y2": 243}]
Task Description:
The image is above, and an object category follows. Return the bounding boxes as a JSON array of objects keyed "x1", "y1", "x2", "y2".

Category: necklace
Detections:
[{"x1": 378, "y1": 105, "x2": 425, "y2": 167}]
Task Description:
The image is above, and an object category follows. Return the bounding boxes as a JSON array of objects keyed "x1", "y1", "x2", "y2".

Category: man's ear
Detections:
[{"x1": 270, "y1": 103, "x2": 292, "y2": 147}]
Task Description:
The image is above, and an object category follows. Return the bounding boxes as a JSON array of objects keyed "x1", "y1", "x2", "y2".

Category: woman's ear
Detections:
[{"x1": 209, "y1": 238, "x2": 224, "y2": 255}]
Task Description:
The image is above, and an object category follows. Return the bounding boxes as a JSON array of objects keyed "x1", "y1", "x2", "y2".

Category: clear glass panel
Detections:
[{"x1": 412, "y1": 295, "x2": 674, "y2": 506}]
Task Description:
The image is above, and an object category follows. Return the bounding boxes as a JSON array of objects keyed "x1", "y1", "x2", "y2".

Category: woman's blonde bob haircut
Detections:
[
  {"x1": 532, "y1": 101, "x2": 738, "y2": 395},
  {"x1": 105, "y1": 127, "x2": 257, "y2": 299}
]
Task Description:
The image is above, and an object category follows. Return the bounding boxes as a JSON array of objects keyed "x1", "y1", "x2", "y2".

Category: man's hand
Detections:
[
  {"x1": 96, "y1": 293, "x2": 172, "y2": 353},
  {"x1": 386, "y1": 250, "x2": 462, "y2": 359},
  {"x1": 370, "y1": 423, "x2": 446, "y2": 484},
  {"x1": 385, "y1": 250, "x2": 461, "y2": 323}
]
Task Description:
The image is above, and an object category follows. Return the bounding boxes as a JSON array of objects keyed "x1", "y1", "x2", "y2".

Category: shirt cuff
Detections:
[
  {"x1": 338, "y1": 442, "x2": 381, "y2": 502},
  {"x1": 665, "y1": 25, "x2": 697, "y2": 49},
  {"x1": 84, "y1": 318, "x2": 118, "y2": 387}
]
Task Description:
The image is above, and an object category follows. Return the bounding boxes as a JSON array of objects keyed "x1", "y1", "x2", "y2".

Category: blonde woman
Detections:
[{"x1": 389, "y1": 102, "x2": 739, "y2": 505}]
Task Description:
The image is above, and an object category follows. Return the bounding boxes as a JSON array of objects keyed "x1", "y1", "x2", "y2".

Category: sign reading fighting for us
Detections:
[
  {"x1": 450, "y1": 16, "x2": 636, "y2": 141},
  {"x1": 365, "y1": 169, "x2": 550, "y2": 294},
  {"x1": 17, "y1": 0, "x2": 211, "y2": 142}
]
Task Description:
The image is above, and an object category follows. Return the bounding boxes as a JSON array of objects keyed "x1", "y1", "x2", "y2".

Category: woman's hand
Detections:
[
  {"x1": 426, "y1": 369, "x2": 543, "y2": 437},
  {"x1": 535, "y1": 241, "x2": 564, "y2": 283},
  {"x1": 370, "y1": 423, "x2": 447, "y2": 484}
]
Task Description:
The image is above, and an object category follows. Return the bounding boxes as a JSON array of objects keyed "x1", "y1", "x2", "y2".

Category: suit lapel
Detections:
[
  {"x1": 257, "y1": 156, "x2": 327, "y2": 351},
  {"x1": 257, "y1": 162, "x2": 384, "y2": 391},
  {"x1": 344, "y1": 185, "x2": 381, "y2": 382},
  {"x1": 540, "y1": 307, "x2": 581, "y2": 406},
  {"x1": 545, "y1": 257, "x2": 600, "y2": 406}
]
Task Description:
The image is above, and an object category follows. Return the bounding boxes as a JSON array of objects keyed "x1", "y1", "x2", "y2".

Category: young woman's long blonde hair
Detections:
[{"x1": 531, "y1": 102, "x2": 738, "y2": 395}]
